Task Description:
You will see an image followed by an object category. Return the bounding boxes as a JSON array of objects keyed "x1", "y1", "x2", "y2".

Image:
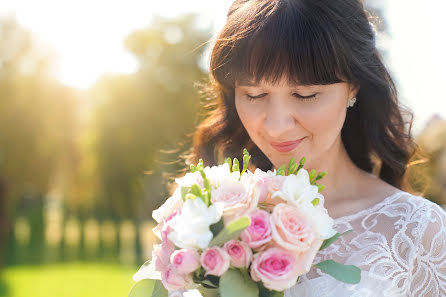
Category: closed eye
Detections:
[
  {"x1": 293, "y1": 93, "x2": 318, "y2": 100},
  {"x1": 245, "y1": 92, "x2": 318, "y2": 101},
  {"x1": 246, "y1": 93, "x2": 267, "y2": 100}
]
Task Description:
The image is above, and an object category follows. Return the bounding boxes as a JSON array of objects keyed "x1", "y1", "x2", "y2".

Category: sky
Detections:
[{"x1": 1, "y1": 0, "x2": 445, "y2": 134}]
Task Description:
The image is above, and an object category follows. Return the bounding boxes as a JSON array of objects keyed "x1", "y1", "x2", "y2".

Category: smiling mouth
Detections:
[{"x1": 270, "y1": 138, "x2": 305, "y2": 153}]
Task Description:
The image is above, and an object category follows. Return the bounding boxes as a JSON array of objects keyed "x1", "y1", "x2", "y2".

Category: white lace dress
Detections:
[{"x1": 285, "y1": 191, "x2": 446, "y2": 297}]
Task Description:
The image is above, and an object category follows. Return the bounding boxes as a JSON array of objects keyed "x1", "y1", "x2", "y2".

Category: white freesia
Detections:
[
  {"x1": 175, "y1": 171, "x2": 203, "y2": 188},
  {"x1": 253, "y1": 168, "x2": 277, "y2": 177},
  {"x1": 271, "y1": 168, "x2": 319, "y2": 205},
  {"x1": 299, "y1": 202, "x2": 336, "y2": 239},
  {"x1": 167, "y1": 198, "x2": 222, "y2": 249},
  {"x1": 203, "y1": 163, "x2": 240, "y2": 188}
]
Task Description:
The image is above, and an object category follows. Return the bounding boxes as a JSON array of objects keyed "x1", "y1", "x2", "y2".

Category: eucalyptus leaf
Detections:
[
  {"x1": 128, "y1": 279, "x2": 168, "y2": 297},
  {"x1": 315, "y1": 260, "x2": 361, "y2": 284},
  {"x1": 220, "y1": 269, "x2": 259, "y2": 297},
  {"x1": 319, "y1": 230, "x2": 352, "y2": 251},
  {"x1": 210, "y1": 216, "x2": 251, "y2": 247},
  {"x1": 258, "y1": 282, "x2": 284, "y2": 297},
  {"x1": 210, "y1": 218, "x2": 225, "y2": 237},
  {"x1": 132, "y1": 260, "x2": 161, "y2": 282}
]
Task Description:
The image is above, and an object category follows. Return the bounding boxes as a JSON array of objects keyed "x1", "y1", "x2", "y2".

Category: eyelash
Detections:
[{"x1": 245, "y1": 93, "x2": 317, "y2": 101}]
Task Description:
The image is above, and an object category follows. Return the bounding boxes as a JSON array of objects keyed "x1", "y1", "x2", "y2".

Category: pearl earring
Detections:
[{"x1": 347, "y1": 97, "x2": 356, "y2": 108}]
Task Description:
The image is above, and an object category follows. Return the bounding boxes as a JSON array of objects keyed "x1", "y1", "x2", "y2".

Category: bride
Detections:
[{"x1": 181, "y1": 0, "x2": 446, "y2": 296}]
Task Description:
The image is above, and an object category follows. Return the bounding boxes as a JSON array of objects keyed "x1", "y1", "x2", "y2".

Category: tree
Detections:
[
  {"x1": 0, "y1": 16, "x2": 80, "y2": 268},
  {"x1": 86, "y1": 13, "x2": 211, "y2": 220}
]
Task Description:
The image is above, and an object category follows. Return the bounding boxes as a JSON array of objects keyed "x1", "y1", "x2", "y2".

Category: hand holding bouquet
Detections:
[{"x1": 129, "y1": 149, "x2": 361, "y2": 297}]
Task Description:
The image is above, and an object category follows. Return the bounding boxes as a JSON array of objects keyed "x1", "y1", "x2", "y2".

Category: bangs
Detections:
[{"x1": 212, "y1": 0, "x2": 349, "y2": 88}]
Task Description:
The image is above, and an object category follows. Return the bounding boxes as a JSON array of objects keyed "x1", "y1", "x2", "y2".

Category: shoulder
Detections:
[
  {"x1": 353, "y1": 190, "x2": 445, "y2": 232},
  {"x1": 389, "y1": 191, "x2": 445, "y2": 218},
  {"x1": 388, "y1": 191, "x2": 446, "y2": 245},
  {"x1": 398, "y1": 193, "x2": 446, "y2": 296}
]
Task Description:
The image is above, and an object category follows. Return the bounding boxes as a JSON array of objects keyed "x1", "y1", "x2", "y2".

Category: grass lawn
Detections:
[{"x1": 1, "y1": 262, "x2": 139, "y2": 297}]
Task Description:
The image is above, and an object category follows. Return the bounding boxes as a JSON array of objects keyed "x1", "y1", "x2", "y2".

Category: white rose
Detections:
[
  {"x1": 167, "y1": 198, "x2": 222, "y2": 249},
  {"x1": 271, "y1": 168, "x2": 319, "y2": 206}
]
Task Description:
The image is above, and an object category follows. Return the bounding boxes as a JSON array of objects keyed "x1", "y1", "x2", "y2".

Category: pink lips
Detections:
[{"x1": 270, "y1": 138, "x2": 305, "y2": 153}]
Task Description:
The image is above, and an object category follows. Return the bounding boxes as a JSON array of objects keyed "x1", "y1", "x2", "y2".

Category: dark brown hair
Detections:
[{"x1": 181, "y1": 0, "x2": 421, "y2": 191}]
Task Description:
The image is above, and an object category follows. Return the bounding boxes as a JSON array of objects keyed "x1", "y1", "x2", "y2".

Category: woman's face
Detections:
[{"x1": 234, "y1": 76, "x2": 359, "y2": 170}]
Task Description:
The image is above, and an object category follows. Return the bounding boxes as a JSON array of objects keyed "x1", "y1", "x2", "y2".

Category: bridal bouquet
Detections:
[{"x1": 129, "y1": 149, "x2": 361, "y2": 297}]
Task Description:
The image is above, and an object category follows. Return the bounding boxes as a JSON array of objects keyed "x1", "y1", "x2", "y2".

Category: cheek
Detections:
[
  {"x1": 235, "y1": 98, "x2": 263, "y2": 134},
  {"x1": 305, "y1": 97, "x2": 346, "y2": 145}
]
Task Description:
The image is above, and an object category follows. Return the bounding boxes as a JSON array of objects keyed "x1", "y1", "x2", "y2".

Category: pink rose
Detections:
[
  {"x1": 152, "y1": 207, "x2": 181, "y2": 240},
  {"x1": 200, "y1": 247, "x2": 230, "y2": 276},
  {"x1": 270, "y1": 203, "x2": 315, "y2": 252},
  {"x1": 250, "y1": 247, "x2": 299, "y2": 291},
  {"x1": 251, "y1": 170, "x2": 286, "y2": 202},
  {"x1": 241, "y1": 209, "x2": 272, "y2": 249},
  {"x1": 211, "y1": 180, "x2": 258, "y2": 220},
  {"x1": 223, "y1": 240, "x2": 252, "y2": 268},
  {"x1": 154, "y1": 227, "x2": 175, "y2": 272},
  {"x1": 294, "y1": 237, "x2": 324, "y2": 275},
  {"x1": 161, "y1": 265, "x2": 192, "y2": 291},
  {"x1": 170, "y1": 249, "x2": 201, "y2": 274}
]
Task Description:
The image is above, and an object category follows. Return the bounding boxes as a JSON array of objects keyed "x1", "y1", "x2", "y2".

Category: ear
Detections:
[{"x1": 349, "y1": 83, "x2": 360, "y2": 98}]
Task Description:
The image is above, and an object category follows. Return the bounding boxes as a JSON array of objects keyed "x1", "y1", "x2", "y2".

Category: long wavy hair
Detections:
[{"x1": 176, "y1": 0, "x2": 423, "y2": 193}]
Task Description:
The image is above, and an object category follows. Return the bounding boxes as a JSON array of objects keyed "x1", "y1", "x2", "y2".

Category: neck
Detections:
[{"x1": 308, "y1": 137, "x2": 368, "y2": 206}]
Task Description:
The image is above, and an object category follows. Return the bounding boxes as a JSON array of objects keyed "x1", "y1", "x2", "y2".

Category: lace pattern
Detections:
[{"x1": 285, "y1": 191, "x2": 446, "y2": 297}]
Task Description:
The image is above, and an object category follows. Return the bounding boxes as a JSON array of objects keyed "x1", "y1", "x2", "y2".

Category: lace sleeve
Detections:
[{"x1": 409, "y1": 200, "x2": 446, "y2": 296}]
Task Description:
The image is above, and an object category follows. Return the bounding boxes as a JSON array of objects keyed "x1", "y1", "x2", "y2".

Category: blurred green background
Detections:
[{"x1": 0, "y1": 1, "x2": 445, "y2": 297}]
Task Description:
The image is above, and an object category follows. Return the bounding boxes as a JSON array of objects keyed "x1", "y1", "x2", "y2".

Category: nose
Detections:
[{"x1": 263, "y1": 100, "x2": 296, "y2": 139}]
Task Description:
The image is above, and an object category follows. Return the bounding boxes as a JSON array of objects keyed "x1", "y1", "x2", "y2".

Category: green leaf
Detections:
[
  {"x1": 220, "y1": 269, "x2": 259, "y2": 297},
  {"x1": 311, "y1": 197, "x2": 320, "y2": 206},
  {"x1": 315, "y1": 260, "x2": 361, "y2": 284},
  {"x1": 128, "y1": 279, "x2": 168, "y2": 297},
  {"x1": 210, "y1": 216, "x2": 251, "y2": 247},
  {"x1": 210, "y1": 218, "x2": 225, "y2": 237},
  {"x1": 258, "y1": 282, "x2": 284, "y2": 297},
  {"x1": 319, "y1": 230, "x2": 352, "y2": 251}
]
